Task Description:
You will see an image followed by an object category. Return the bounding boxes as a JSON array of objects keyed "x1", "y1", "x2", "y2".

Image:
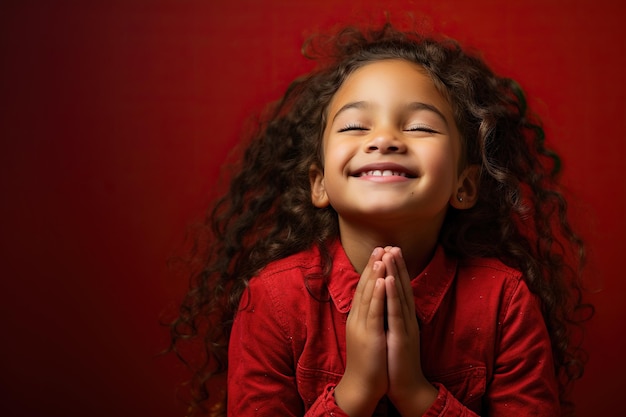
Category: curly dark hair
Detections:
[{"x1": 168, "y1": 22, "x2": 592, "y2": 416}]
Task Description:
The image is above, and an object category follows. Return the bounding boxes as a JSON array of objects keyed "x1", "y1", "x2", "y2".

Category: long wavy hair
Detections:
[{"x1": 168, "y1": 22, "x2": 592, "y2": 416}]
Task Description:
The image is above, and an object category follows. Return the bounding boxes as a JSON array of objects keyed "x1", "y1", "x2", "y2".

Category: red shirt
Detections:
[{"x1": 227, "y1": 241, "x2": 559, "y2": 416}]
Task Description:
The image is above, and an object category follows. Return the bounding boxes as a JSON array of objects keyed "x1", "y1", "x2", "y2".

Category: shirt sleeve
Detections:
[
  {"x1": 424, "y1": 278, "x2": 559, "y2": 417},
  {"x1": 421, "y1": 383, "x2": 478, "y2": 417},
  {"x1": 227, "y1": 276, "x2": 348, "y2": 417},
  {"x1": 482, "y1": 278, "x2": 560, "y2": 415}
]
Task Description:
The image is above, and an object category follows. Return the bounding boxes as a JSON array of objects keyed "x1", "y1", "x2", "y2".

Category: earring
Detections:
[{"x1": 457, "y1": 195, "x2": 463, "y2": 203}]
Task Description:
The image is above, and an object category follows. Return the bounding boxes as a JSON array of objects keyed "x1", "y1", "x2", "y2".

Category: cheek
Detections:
[
  {"x1": 319, "y1": 142, "x2": 355, "y2": 205},
  {"x1": 420, "y1": 143, "x2": 458, "y2": 185},
  {"x1": 323, "y1": 140, "x2": 354, "y2": 173}
]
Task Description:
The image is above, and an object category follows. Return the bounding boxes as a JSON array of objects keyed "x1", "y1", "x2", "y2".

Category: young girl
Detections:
[{"x1": 170, "y1": 22, "x2": 590, "y2": 417}]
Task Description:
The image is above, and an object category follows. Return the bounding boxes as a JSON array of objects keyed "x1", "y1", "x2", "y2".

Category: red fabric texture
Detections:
[{"x1": 227, "y1": 241, "x2": 559, "y2": 416}]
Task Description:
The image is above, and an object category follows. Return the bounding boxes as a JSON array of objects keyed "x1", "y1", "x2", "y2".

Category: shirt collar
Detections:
[{"x1": 327, "y1": 240, "x2": 458, "y2": 324}]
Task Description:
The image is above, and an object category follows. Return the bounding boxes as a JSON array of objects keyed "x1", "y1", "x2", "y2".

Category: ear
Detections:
[
  {"x1": 309, "y1": 165, "x2": 330, "y2": 208},
  {"x1": 450, "y1": 164, "x2": 480, "y2": 209}
]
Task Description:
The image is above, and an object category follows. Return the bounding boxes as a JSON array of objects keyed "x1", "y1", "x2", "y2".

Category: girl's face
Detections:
[{"x1": 310, "y1": 59, "x2": 470, "y2": 230}]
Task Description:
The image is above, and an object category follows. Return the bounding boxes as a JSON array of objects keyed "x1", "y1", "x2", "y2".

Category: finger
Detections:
[
  {"x1": 355, "y1": 248, "x2": 385, "y2": 292},
  {"x1": 353, "y1": 248, "x2": 384, "y2": 309},
  {"x1": 382, "y1": 251, "x2": 398, "y2": 278},
  {"x1": 389, "y1": 247, "x2": 416, "y2": 316},
  {"x1": 355, "y1": 260, "x2": 385, "y2": 324},
  {"x1": 382, "y1": 251, "x2": 407, "y2": 312},
  {"x1": 383, "y1": 250, "x2": 415, "y2": 335},
  {"x1": 367, "y1": 277, "x2": 386, "y2": 331},
  {"x1": 384, "y1": 275, "x2": 406, "y2": 334}
]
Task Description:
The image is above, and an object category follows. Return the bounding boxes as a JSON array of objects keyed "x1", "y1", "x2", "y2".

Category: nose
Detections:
[{"x1": 365, "y1": 129, "x2": 407, "y2": 154}]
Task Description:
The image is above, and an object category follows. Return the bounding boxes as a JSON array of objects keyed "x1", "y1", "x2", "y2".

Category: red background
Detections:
[{"x1": 1, "y1": 1, "x2": 624, "y2": 416}]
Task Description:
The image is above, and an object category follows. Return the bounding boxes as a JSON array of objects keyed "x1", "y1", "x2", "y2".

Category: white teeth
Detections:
[{"x1": 360, "y1": 170, "x2": 407, "y2": 177}]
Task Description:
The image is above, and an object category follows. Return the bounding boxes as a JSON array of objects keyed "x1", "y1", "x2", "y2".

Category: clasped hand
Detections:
[{"x1": 334, "y1": 247, "x2": 437, "y2": 417}]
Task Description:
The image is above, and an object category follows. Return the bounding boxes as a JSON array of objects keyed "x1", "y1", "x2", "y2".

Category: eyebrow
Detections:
[
  {"x1": 407, "y1": 102, "x2": 450, "y2": 128},
  {"x1": 331, "y1": 101, "x2": 369, "y2": 123},
  {"x1": 331, "y1": 100, "x2": 450, "y2": 127}
]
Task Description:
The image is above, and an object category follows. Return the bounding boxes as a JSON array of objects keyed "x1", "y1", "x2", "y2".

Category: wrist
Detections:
[
  {"x1": 334, "y1": 379, "x2": 381, "y2": 417},
  {"x1": 390, "y1": 382, "x2": 438, "y2": 417}
]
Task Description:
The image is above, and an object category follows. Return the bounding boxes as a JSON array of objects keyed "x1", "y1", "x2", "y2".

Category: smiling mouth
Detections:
[{"x1": 357, "y1": 170, "x2": 410, "y2": 178}]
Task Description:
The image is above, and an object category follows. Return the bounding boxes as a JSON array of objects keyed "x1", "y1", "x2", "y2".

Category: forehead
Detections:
[{"x1": 327, "y1": 59, "x2": 451, "y2": 114}]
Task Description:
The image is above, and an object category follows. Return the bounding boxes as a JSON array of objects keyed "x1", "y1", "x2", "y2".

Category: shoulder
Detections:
[
  {"x1": 242, "y1": 245, "x2": 325, "y2": 314},
  {"x1": 258, "y1": 246, "x2": 323, "y2": 279},
  {"x1": 458, "y1": 256, "x2": 522, "y2": 279},
  {"x1": 250, "y1": 245, "x2": 323, "y2": 291},
  {"x1": 456, "y1": 256, "x2": 523, "y2": 288},
  {"x1": 454, "y1": 256, "x2": 532, "y2": 308}
]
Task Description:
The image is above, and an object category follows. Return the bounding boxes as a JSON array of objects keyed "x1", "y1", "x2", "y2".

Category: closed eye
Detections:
[
  {"x1": 338, "y1": 123, "x2": 369, "y2": 133},
  {"x1": 405, "y1": 125, "x2": 440, "y2": 134}
]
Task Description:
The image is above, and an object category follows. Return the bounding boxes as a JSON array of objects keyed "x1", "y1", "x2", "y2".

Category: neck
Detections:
[{"x1": 338, "y1": 217, "x2": 442, "y2": 278}]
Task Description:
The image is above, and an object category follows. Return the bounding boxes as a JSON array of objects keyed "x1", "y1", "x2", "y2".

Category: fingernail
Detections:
[{"x1": 372, "y1": 248, "x2": 381, "y2": 257}]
